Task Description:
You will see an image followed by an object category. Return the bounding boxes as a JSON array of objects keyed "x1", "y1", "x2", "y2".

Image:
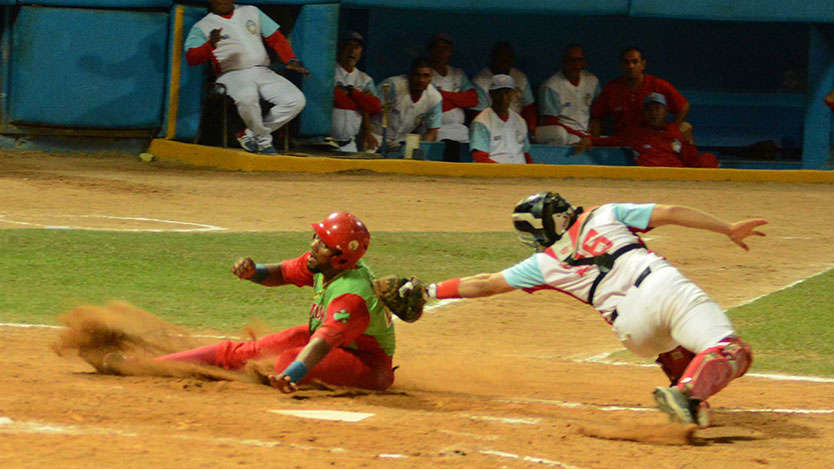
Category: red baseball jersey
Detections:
[
  {"x1": 591, "y1": 74, "x2": 688, "y2": 134},
  {"x1": 591, "y1": 122, "x2": 687, "y2": 167}
]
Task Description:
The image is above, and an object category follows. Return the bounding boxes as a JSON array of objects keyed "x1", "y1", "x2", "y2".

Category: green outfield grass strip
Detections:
[
  {"x1": 3, "y1": 229, "x2": 830, "y2": 378},
  {"x1": 729, "y1": 268, "x2": 834, "y2": 377},
  {"x1": 0, "y1": 230, "x2": 526, "y2": 331}
]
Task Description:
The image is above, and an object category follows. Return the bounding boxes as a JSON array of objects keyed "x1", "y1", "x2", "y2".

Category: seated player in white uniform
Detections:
[
  {"x1": 536, "y1": 44, "x2": 601, "y2": 146},
  {"x1": 185, "y1": 0, "x2": 309, "y2": 154},
  {"x1": 472, "y1": 42, "x2": 537, "y2": 136},
  {"x1": 371, "y1": 58, "x2": 442, "y2": 154},
  {"x1": 332, "y1": 31, "x2": 381, "y2": 153},
  {"x1": 420, "y1": 192, "x2": 765, "y2": 427},
  {"x1": 469, "y1": 74, "x2": 532, "y2": 164},
  {"x1": 428, "y1": 33, "x2": 478, "y2": 161}
]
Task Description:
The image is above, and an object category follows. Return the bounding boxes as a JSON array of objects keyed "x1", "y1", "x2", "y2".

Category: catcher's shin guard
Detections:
[{"x1": 676, "y1": 337, "x2": 752, "y2": 401}]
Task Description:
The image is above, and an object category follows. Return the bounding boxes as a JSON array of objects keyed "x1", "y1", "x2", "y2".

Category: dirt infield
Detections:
[{"x1": 2, "y1": 150, "x2": 834, "y2": 468}]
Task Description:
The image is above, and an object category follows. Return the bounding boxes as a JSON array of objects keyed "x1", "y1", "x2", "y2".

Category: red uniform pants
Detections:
[{"x1": 156, "y1": 325, "x2": 394, "y2": 391}]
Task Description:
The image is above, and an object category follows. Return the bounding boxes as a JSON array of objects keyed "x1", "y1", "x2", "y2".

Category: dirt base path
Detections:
[{"x1": 2, "y1": 151, "x2": 834, "y2": 468}]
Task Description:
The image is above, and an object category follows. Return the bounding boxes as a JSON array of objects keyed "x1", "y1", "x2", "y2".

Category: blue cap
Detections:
[
  {"x1": 643, "y1": 92, "x2": 667, "y2": 107},
  {"x1": 489, "y1": 74, "x2": 516, "y2": 91},
  {"x1": 341, "y1": 30, "x2": 364, "y2": 45}
]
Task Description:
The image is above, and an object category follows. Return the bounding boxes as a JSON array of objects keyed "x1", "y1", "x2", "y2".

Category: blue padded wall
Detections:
[
  {"x1": 630, "y1": 0, "x2": 834, "y2": 23},
  {"x1": 801, "y1": 26, "x2": 834, "y2": 169},
  {"x1": 9, "y1": 6, "x2": 169, "y2": 128},
  {"x1": 343, "y1": 0, "x2": 628, "y2": 16},
  {"x1": 290, "y1": 3, "x2": 338, "y2": 136},
  {"x1": 24, "y1": 1, "x2": 172, "y2": 6},
  {"x1": 186, "y1": 0, "x2": 333, "y2": 5}
]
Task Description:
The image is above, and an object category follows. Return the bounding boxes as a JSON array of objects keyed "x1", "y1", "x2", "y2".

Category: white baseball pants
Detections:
[
  {"x1": 611, "y1": 264, "x2": 736, "y2": 358},
  {"x1": 217, "y1": 66, "x2": 306, "y2": 147}
]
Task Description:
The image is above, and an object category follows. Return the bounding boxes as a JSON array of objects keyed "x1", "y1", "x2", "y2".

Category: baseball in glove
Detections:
[{"x1": 373, "y1": 275, "x2": 427, "y2": 323}]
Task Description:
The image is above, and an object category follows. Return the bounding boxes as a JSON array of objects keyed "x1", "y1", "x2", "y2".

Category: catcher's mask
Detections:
[
  {"x1": 312, "y1": 212, "x2": 370, "y2": 269},
  {"x1": 512, "y1": 192, "x2": 579, "y2": 249}
]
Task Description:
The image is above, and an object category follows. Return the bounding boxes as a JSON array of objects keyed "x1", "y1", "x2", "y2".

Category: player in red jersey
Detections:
[
  {"x1": 578, "y1": 93, "x2": 718, "y2": 168},
  {"x1": 147, "y1": 212, "x2": 396, "y2": 394},
  {"x1": 590, "y1": 47, "x2": 689, "y2": 138}
]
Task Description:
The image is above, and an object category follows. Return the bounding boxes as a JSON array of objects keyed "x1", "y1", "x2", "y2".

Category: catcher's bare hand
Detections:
[
  {"x1": 268, "y1": 374, "x2": 298, "y2": 394},
  {"x1": 232, "y1": 257, "x2": 257, "y2": 279},
  {"x1": 728, "y1": 219, "x2": 768, "y2": 251}
]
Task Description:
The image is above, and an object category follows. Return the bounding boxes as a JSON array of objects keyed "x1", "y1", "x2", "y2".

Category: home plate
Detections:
[{"x1": 268, "y1": 410, "x2": 374, "y2": 422}]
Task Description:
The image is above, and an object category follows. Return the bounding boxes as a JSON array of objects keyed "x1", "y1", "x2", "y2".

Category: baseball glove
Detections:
[{"x1": 372, "y1": 275, "x2": 427, "y2": 323}]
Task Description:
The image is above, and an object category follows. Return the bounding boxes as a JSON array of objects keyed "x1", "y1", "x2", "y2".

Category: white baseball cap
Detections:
[{"x1": 489, "y1": 74, "x2": 515, "y2": 91}]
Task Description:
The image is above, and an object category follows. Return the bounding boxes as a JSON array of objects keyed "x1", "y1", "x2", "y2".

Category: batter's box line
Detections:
[
  {"x1": 0, "y1": 415, "x2": 585, "y2": 468},
  {"x1": 492, "y1": 397, "x2": 834, "y2": 416},
  {"x1": 575, "y1": 351, "x2": 834, "y2": 384},
  {"x1": 0, "y1": 213, "x2": 227, "y2": 232}
]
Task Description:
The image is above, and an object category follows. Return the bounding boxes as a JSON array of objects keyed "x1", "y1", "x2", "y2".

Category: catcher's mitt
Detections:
[{"x1": 373, "y1": 275, "x2": 427, "y2": 323}]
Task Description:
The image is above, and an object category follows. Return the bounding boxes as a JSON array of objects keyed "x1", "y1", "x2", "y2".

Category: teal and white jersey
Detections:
[
  {"x1": 469, "y1": 107, "x2": 530, "y2": 164},
  {"x1": 502, "y1": 203, "x2": 673, "y2": 317},
  {"x1": 538, "y1": 70, "x2": 600, "y2": 133},
  {"x1": 332, "y1": 65, "x2": 378, "y2": 142},
  {"x1": 186, "y1": 5, "x2": 278, "y2": 75},
  {"x1": 372, "y1": 75, "x2": 443, "y2": 151},
  {"x1": 432, "y1": 65, "x2": 474, "y2": 142}
]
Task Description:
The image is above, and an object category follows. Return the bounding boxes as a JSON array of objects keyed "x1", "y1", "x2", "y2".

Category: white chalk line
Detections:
[
  {"x1": 492, "y1": 397, "x2": 834, "y2": 416},
  {"x1": 0, "y1": 416, "x2": 359, "y2": 456},
  {"x1": 480, "y1": 450, "x2": 584, "y2": 469},
  {"x1": 0, "y1": 214, "x2": 227, "y2": 232},
  {"x1": 577, "y1": 352, "x2": 834, "y2": 384},
  {"x1": 0, "y1": 415, "x2": 582, "y2": 468}
]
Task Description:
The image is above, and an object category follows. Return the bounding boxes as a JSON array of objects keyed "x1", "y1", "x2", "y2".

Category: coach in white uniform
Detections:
[
  {"x1": 371, "y1": 58, "x2": 442, "y2": 154},
  {"x1": 185, "y1": 0, "x2": 309, "y2": 154},
  {"x1": 469, "y1": 74, "x2": 531, "y2": 164},
  {"x1": 332, "y1": 31, "x2": 381, "y2": 152},
  {"x1": 536, "y1": 44, "x2": 601, "y2": 145}
]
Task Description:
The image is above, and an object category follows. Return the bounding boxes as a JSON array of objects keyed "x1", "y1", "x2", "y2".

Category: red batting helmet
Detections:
[{"x1": 311, "y1": 212, "x2": 370, "y2": 269}]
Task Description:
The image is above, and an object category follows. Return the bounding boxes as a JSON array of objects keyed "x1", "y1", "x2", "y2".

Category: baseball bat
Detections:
[{"x1": 381, "y1": 82, "x2": 390, "y2": 158}]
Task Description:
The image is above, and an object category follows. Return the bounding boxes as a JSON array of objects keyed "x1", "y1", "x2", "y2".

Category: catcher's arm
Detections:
[
  {"x1": 420, "y1": 272, "x2": 514, "y2": 300},
  {"x1": 648, "y1": 205, "x2": 767, "y2": 251}
]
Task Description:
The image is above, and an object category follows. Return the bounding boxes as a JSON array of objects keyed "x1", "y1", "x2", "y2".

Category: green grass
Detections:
[
  {"x1": 3, "y1": 229, "x2": 832, "y2": 377},
  {"x1": 0, "y1": 229, "x2": 527, "y2": 331},
  {"x1": 730, "y1": 270, "x2": 834, "y2": 376}
]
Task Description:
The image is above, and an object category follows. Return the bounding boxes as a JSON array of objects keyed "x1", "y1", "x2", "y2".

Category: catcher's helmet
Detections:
[
  {"x1": 312, "y1": 212, "x2": 370, "y2": 269},
  {"x1": 512, "y1": 192, "x2": 578, "y2": 249}
]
